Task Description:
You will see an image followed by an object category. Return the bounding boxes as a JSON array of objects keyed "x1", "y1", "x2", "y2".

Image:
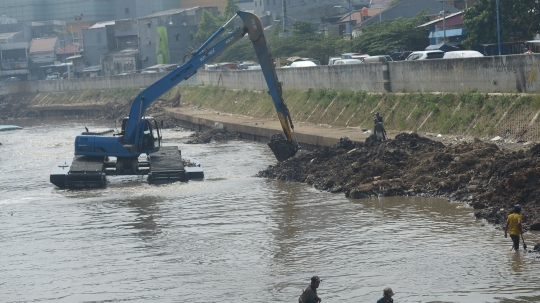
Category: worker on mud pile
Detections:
[
  {"x1": 375, "y1": 112, "x2": 383, "y2": 124},
  {"x1": 374, "y1": 121, "x2": 387, "y2": 141},
  {"x1": 505, "y1": 204, "x2": 523, "y2": 251},
  {"x1": 377, "y1": 287, "x2": 395, "y2": 303},
  {"x1": 298, "y1": 276, "x2": 322, "y2": 303}
]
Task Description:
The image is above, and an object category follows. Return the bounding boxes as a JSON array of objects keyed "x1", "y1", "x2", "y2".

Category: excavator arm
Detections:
[{"x1": 74, "y1": 11, "x2": 298, "y2": 161}]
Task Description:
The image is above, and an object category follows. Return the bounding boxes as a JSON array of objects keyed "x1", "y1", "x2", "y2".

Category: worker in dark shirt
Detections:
[
  {"x1": 375, "y1": 112, "x2": 383, "y2": 123},
  {"x1": 374, "y1": 120, "x2": 387, "y2": 141},
  {"x1": 377, "y1": 287, "x2": 394, "y2": 303},
  {"x1": 299, "y1": 276, "x2": 322, "y2": 303}
]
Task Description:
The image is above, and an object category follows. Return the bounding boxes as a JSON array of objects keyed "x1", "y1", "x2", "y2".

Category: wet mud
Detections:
[
  {"x1": 257, "y1": 133, "x2": 540, "y2": 232},
  {"x1": 186, "y1": 128, "x2": 240, "y2": 144},
  {"x1": 267, "y1": 133, "x2": 299, "y2": 162}
]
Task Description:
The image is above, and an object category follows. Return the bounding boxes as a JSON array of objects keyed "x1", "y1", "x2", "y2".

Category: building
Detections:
[
  {"x1": 66, "y1": 54, "x2": 85, "y2": 77},
  {"x1": 115, "y1": 0, "x2": 153, "y2": 20},
  {"x1": 369, "y1": 0, "x2": 391, "y2": 9},
  {"x1": 31, "y1": 20, "x2": 67, "y2": 38},
  {"x1": 359, "y1": 0, "x2": 459, "y2": 27},
  {"x1": 82, "y1": 21, "x2": 116, "y2": 67},
  {"x1": 55, "y1": 42, "x2": 81, "y2": 63},
  {"x1": 0, "y1": 42, "x2": 29, "y2": 81},
  {"x1": 101, "y1": 48, "x2": 139, "y2": 76},
  {"x1": 255, "y1": 0, "x2": 370, "y2": 28},
  {"x1": 418, "y1": 11, "x2": 466, "y2": 46},
  {"x1": 180, "y1": 0, "x2": 254, "y2": 13},
  {"x1": 137, "y1": 7, "x2": 219, "y2": 69},
  {"x1": 28, "y1": 37, "x2": 59, "y2": 80},
  {"x1": 0, "y1": 23, "x2": 32, "y2": 44},
  {"x1": 0, "y1": 0, "x2": 116, "y2": 24}
]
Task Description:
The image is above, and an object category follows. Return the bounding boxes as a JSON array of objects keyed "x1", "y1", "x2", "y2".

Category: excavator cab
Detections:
[{"x1": 118, "y1": 117, "x2": 162, "y2": 153}]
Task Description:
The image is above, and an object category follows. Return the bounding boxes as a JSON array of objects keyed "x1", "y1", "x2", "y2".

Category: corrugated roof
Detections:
[
  {"x1": 0, "y1": 32, "x2": 19, "y2": 40},
  {"x1": 29, "y1": 37, "x2": 58, "y2": 53},
  {"x1": 66, "y1": 54, "x2": 83, "y2": 60},
  {"x1": 139, "y1": 7, "x2": 199, "y2": 19},
  {"x1": 417, "y1": 11, "x2": 463, "y2": 27},
  {"x1": 55, "y1": 42, "x2": 81, "y2": 55},
  {"x1": 89, "y1": 21, "x2": 115, "y2": 29},
  {"x1": 360, "y1": 0, "x2": 460, "y2": 27}
]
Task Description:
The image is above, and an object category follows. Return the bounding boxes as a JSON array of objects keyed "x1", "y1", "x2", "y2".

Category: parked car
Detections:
[
  {"x1": 328, "y1": 57, "x2": 341, "y2": 65},
  {"x1": 46, "y1": 74, "x2": 60, "y2": 80},
  {"x1": 289, "y1": 61, "x2": 317, "y2": 68},
  {"x1": 2, "y1": 77, "x2": 20, "y2": 82},
  {"x1": 341, "y1": 53, "x2": 369, "y2": 59},
  {"x1": 247, "y1": 65, "x2": 262, "y2": 70},
  {"x1": 405, "y1": 51, "x2": 445, "y2": 60},
  {"x1": 334, "y1": 59, "x2": 363, "y2": 65},
  {"x1": 443, "y1": 50, "x2": 484, "y2": 59}
]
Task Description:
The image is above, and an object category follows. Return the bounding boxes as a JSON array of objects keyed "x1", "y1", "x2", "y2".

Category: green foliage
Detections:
[
  {"x1": 189, "y1": 10, "x2": 221, "y2": 52},
  {"x1": 462, "y1": 0, "x2": 540, "y2": 47},
  {"x1": 222, "y1": 0, "x2": 240, "y2": 20},
  {"x1": 191, "y1": 9, "x2": 430, "y2": 64},
  {"x1": 291, "y1": 21, "x2": 318, "y2": 37},
  {"x1": 353, "y1": 11, "x2": 430, "y2": 54}
]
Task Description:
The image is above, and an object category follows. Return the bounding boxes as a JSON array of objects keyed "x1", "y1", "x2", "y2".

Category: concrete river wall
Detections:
[{"x1": 1, "y1": 54, "x2": 539, "y2": 95}]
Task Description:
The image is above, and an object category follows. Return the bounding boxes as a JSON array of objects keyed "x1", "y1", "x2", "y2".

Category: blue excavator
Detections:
[{"x1": 50, "y1": 11, "x2": 299, "y2": 189}]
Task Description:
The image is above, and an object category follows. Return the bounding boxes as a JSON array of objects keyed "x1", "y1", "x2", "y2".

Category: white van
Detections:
[
  {"x1": 405, "y1": 51, "x2": 445, "y2": 60},
  {"x1": 443, "y1": 50, "x2": 484, "y2": 59},
  {"x1": 289, "y1": 61, "x2": 317, "y2": 68},
  {"x1": 328, "y1": 57, "x2": 341, "y2": 65},
  {"x1": 247, "y1": 65, "x2": 262, "y2": 70},
  {"x1": 333, "y1": 59, "x2": 363, "y2": 65}
]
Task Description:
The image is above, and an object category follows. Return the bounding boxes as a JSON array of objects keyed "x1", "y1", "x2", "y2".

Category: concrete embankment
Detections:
[
  {"x1": 174, "y1": 86, "x2": 540, "y2": 143},
  {"x1": 3, "y1": 85, "x2": 540, "y2": 144}
]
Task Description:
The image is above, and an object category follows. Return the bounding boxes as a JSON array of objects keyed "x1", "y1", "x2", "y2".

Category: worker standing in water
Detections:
[
  {"x1": 505, "y1": 204, "x2": 523, "y2": 251},
  {"x1": 298, "y1": 276, "x2": 322, "y2": 303}
]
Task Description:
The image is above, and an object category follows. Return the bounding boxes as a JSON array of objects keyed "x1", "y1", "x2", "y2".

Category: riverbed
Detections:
[{"x1": 1, "y1": 119, "x2": 539, "y2": 303}]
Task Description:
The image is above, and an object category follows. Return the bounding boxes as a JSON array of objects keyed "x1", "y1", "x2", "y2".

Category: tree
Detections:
[
  {"x1": 222, "y1": 0, "x2": 240, "y2": 21},
  {"x1": 462, "y1": 0, "x2": 540, "y2": 47},
  {"x1": 353, "y1": 12, "x2": 429, "y2": 54},
  {"x1": 291, "y1": 21, "x2": 318, "y2": 37},
  {"x1": 189, "y1": 10, "x2": 221, "y2": 51}
]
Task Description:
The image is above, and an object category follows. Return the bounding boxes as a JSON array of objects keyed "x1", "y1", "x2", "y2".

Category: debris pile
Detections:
[
  {"x1": 257, "y1": 133, "x2": 540, "y2": 231},
  {"x1": 186, "y1": 128, "x2": 240, "y2": 144}
]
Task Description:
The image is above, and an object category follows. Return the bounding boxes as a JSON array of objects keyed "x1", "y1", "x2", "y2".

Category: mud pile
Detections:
[
  {"x1": 257, "y1": 133, "x2": 540, "y2": 231},
  {"x1": 186, "y1": 128, "x2": 240, "y2": 144}
]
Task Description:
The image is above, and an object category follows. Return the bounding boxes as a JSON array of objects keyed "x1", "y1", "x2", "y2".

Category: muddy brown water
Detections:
[{"x1": 1, "y1": 119, "x2": 540, "y2": 303}]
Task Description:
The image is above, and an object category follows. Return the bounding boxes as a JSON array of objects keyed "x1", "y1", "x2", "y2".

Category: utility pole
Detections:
[
  {"x1": 348, "y1": 0, "x2": 352, "y2": 52},
  {"x1": 496, "y1": 0, "x2": 501, "y2": 55},
  {"x1": 282, "y1": 0, "x2": 287, "y2": 37}
]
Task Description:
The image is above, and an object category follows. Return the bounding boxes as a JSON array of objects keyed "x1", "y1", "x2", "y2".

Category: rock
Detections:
[
  {"x1": 491, "y1": 136, "x2": 502, "y2": 141},
  {"x1": 472, "y1": 202, "x2": 486, "y2": 209},
  {"x1": 529, "y1": 222, "x2": 540, "y2": 231},
  {"x1": 534, "y1": 243, "x2": 540, "y2": 251}
]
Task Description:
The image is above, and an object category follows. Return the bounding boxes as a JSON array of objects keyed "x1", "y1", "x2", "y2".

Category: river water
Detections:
[{"x1": 1, "y1": 119, "x2": 539, "y2": 303}]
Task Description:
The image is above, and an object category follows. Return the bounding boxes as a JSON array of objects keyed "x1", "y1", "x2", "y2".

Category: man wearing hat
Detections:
[
  {"x1": 377, "y1": 287, "x2": 394, "y2": 303},
  {"x1": 298, "y1": 276, "x2": 322, "y2": 303},
  {"x1": 505, "y1": 204, "x2": 523, "y2": 251}
]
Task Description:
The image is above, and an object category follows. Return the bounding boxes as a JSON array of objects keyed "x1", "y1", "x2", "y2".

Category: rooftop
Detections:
[
  {"x1": 89, "y1": 21, "x2": 115, "y2": 29},
  {"x1": 139, "y1": 7, "x2": 199, "y2": 19},
  {"x1": 29, "y1": 37, "x2": 58, "y2": 53},
  {"x1": 55, "y1": 42, "x2": 81, "y2": 55}
]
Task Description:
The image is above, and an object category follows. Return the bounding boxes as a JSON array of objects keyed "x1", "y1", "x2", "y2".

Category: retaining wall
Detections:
[
  {"x1": 389, "y1": 54, "x2": 540, "y2": 93},
  {"x1": 1, "y1": 54, "x2": 539, "y2": 95}
]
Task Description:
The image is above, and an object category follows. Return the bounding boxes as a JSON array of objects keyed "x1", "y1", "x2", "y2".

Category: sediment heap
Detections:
[{"x1": 257, "y1": 133, "x2": 540, "y2": 231}]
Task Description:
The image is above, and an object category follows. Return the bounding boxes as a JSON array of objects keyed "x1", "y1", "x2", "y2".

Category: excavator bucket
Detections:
[
  {"x1": 238, "y1": 11, "x2": 299, "y2": 162},
  {"x1": 267, "y1": 133, "x2": 299, "y2": 162}
]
